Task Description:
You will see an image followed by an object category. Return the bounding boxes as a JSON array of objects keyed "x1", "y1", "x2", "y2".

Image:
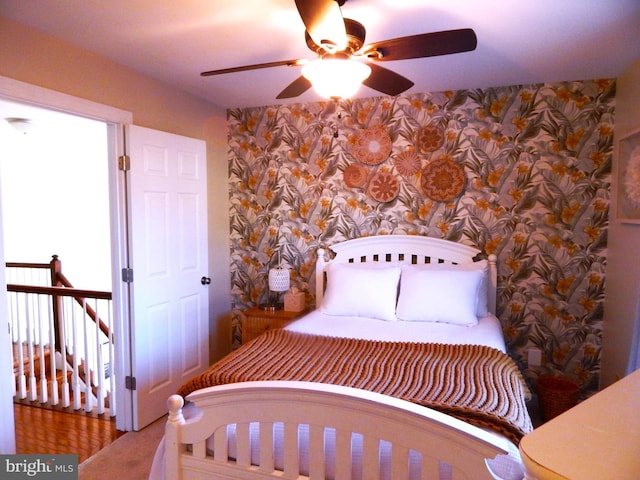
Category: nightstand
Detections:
[{"x1": 241, "y1": 306, "x2": 309, "y2": 344}]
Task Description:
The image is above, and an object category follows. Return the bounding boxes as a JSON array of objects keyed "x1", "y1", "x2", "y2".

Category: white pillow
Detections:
[
  {"x1": 456, "y1": 260, "x2": 489, "y2": 316},
  {"x1": 395, "y1": 260, "x2": 489, "y2": 316},
  {"x1": 470, "y1": 260, "x2": 490, "y2": 316},
  {"x1": 320, "y1": 262, "x2": 401, "y2": 321},
  {"x1": 396, "y1": 264, "x2": 484, "y2": 325}
]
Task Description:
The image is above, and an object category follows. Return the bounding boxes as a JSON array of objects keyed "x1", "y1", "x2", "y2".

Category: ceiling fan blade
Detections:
[
  {"x1": 364, "y1": 28, "x2": 477, "y2": 61},
  {"x1": 295, "y1": 0, "x2": 347, "y2": 51},
  {"x1": 276, "y1": 76, "x2": 313, "y2": 99},
  {"x1": 362, "y1": 63, "x2": 414, "y2": 96},
  {"x1": 201, "y1": 59, "x2": 304, "y2": 76}
]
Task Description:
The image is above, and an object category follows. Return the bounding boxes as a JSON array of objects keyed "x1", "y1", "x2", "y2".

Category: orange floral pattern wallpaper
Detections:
[{"x1": 227, "y1": 79, "x2": 615, "y2": 395}]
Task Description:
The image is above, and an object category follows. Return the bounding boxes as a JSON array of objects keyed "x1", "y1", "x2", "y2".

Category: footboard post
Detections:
[{"x1": 165, "y1": 394, "x2": 185, "y2": 480}]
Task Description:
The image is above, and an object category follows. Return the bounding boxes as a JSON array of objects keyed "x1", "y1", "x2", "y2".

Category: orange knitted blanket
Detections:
[{"x1": 178, "y1": 329, "x2": 533, "y2": 444}]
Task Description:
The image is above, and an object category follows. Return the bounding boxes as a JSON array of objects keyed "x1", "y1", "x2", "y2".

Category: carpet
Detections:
[{"x1": 78, "y1": 416, "x2": 166, "y2": 480}]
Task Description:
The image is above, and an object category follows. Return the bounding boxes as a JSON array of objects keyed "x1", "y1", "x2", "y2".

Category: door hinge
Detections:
[
  {"x1": 118, "y1": 154, "x2": 130, "y2": 171},
  {"x1": 121, "y1": 267, "x2": 134, "y2": 283},
  {"x1": 125, "y1": 376, "x2": 137, "y2": 391}
]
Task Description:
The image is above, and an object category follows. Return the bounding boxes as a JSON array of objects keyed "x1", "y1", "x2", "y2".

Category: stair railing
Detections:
[{"x1": 6, "y1": 256, "x2": 115, "y2": 416}]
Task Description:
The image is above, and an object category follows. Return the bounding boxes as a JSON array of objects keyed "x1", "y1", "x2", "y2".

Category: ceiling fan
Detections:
[{"x1": 200, "y1": 0, "x2": 477, "y2": 100}]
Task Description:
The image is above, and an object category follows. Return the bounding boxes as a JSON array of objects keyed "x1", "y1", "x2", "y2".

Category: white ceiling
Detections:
[{"x1": 1, "y1": 0, "x2": 639, "y2": 110}]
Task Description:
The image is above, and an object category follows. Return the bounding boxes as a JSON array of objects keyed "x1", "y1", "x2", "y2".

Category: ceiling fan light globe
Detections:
[{"x1": 302, "y1": 58, "x2": 371, "y2": 99}]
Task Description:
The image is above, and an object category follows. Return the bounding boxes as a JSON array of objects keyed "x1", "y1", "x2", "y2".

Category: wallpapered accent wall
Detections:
[{"x1": 227, "y1": 79, "x2": 615, "y2": 395}]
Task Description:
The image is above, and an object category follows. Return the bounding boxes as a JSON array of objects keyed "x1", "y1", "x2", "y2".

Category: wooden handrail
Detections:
[
  {"x1": 57, "y1": 272, "x2": 74, "y2": 288},
  {"x1": 5, "y1": 261, "x2": 51, "y2": 269},
  {"x1": 6, "y1": 284, "x2": 112, "y2": 299}
]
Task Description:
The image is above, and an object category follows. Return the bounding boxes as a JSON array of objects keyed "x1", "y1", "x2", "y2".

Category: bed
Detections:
[{"x1": 150, "y1": 235, "x2": 532, "y2": 480}]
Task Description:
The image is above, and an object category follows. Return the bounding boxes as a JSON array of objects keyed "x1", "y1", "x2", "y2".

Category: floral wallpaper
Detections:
[{"x1": 227, "y1": 79, "x2": 615, "y2": 396}]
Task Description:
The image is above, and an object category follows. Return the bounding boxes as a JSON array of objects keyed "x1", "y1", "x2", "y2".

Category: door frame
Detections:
[
  {"x1": 0, "y1": 76, "x2": 134, "y2": 431},
  {"x1": 0, "y1": 170, "x2": 14, "y2": 453}
]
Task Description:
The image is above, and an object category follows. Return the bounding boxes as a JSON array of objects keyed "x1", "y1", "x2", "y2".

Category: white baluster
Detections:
[
  {"x1": 59, "y1": 297, "x2": 70, "y2": 408},
  {"x1": 48, "y1": 296, "x2": 59, "y2": 406},
  {"x1": 83, "y1": 298, "x2": 93, "y2": 413},
  {"x1": 95, "y1": 300, "x2": 105, "y2": 415},
  {"x1": 37, "y1": 294, "x2": 48, "y2": 404},
  {"x1": 107, "y1": 302, "x2": 116, "y2": 417},
  {"x1": 71, "y1": 300, "x2": 82, "y2": 411},
  {"x1": 15, "y1": 293, "x2": 27, "y2": 399},
  {"x1": 25, "y1": 294, "x2": 38, "y2": 402}
]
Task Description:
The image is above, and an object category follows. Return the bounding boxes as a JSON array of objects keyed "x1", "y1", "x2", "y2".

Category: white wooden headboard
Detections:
[{"x1": 315, "y1": 235, "x2": 497, "y2": 314}]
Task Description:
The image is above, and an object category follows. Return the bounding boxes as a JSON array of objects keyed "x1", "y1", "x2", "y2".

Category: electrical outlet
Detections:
[{"x1": 528, "y1": 348, "x2": 542, "y2": 367}]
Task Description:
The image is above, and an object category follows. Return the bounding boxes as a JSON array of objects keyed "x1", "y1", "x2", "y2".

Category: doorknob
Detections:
[{"x1": 201, "y1": 276, "x2": 211, "y2": 285}]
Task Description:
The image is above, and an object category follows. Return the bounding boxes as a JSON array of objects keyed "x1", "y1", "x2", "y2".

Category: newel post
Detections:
[{"x1": 50, "y1": 255, "x2": 64, "y2": 353}]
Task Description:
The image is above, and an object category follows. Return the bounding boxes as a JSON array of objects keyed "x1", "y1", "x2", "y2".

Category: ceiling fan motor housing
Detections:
[{"x1": 305, "y1": 18, "x2": 366, "y2": 55}]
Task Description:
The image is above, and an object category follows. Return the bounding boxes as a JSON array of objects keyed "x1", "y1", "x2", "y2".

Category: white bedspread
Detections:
[{"x1": 284, "y1": 310, "x2": 507, "y2": 352}]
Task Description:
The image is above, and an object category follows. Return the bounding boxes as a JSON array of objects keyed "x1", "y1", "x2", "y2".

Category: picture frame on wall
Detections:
[{"x1": 616, "y1": 127, "x2": 640, "y2": 224}]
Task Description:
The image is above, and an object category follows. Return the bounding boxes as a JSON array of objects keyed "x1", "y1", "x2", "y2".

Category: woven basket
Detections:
[{"x1": 536, "y1": 375, "x2": 579, "y2": 422}]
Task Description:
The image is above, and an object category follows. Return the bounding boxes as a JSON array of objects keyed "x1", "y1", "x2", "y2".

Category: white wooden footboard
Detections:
[{"x1": 164, "y1": 381, "x2": 510, "y2": 480}]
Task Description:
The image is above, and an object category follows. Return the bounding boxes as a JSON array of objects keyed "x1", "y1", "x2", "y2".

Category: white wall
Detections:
[
  {"x1": 601, "y1": 58, "x2": 640, "y2": 387},
  {"x1": 0, "y1": 109, "x2": 111, "y2": 290},
  {"x1": 204, "y1": 114, "x2": 233, "y2": 361}
]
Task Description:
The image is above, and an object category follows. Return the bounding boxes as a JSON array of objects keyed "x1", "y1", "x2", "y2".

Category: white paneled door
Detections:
[{"x1": 127, "y1": 125, "x2": 209, "y2": 430}]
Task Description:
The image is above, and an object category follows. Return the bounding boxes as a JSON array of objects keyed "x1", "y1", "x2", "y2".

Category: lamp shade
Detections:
[
  {"x1": 302, "y1": 57, "x2": 371, "y2": 99},
  {"x1": 268, "y1": 267, "x2": 290, "y2": 292}
]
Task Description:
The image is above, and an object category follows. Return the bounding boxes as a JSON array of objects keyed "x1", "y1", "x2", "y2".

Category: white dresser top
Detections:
[{"x1": 519, "y1": 369, "x2": 640, "y2": 479}]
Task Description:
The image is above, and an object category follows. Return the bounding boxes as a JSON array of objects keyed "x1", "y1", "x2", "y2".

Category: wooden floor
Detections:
[{"x1": 13, "y1": 402, "x2": 125, "y2": 464}]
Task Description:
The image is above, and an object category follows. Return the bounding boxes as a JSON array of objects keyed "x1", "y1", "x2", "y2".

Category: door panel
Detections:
[{"x1": 128, "y1": 125, "x2": 209, "y2": 430}]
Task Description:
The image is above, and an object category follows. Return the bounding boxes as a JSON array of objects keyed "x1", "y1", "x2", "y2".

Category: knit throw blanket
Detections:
[{"x1": 178, "y1": 329, "x2": 533, "y2": 444}]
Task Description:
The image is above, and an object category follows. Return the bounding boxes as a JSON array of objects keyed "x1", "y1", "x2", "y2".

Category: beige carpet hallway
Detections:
[{"x1": 78, "y1": 416, "x2": 166, "y2": 480}]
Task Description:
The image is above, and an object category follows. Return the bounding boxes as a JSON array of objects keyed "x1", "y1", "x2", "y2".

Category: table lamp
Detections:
[{"x1": 261, "y1": 251, "x2": 290, "y2": 311}]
